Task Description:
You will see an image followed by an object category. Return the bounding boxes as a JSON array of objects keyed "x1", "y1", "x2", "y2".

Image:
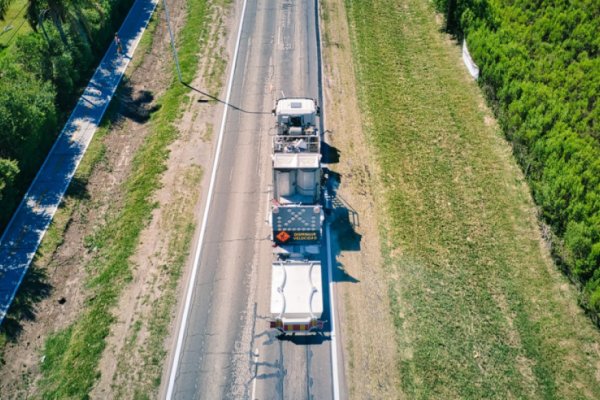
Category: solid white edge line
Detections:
[
  {"x1": 251, "y1": 348, "x2": 259, "y2": 400},
  {"x1": 315, "y1": 0, "x2": 341, "y2": 397},
  {"x1": 325, "y1": 223, "x2": 341, "y2": 400},
  {"x1": 164, "y1": 0, "x2": 249, "y2": 397}
]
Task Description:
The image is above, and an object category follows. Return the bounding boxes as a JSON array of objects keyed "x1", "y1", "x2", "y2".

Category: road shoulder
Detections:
[{"x1": 320, "y1": 0, "x2": 402, "y2": 398}]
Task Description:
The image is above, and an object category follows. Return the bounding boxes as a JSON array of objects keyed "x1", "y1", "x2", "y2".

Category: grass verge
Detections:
[
  {"x1": 37, "y1": 0, "x2": 210, "y2": 397},
  {"x1": 113, "y1": 165, "x2": 202, "y2": 398},
  {"x1": 344, "y1": 0, "x2": 600, "y2": 398}
]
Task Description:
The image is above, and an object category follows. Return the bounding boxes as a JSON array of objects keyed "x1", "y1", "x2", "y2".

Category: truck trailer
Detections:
[{"x1": 268, "y1": 97, "x2": 325, "y2": 334}]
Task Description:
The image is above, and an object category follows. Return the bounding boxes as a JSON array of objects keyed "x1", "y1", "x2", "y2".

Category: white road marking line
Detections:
[
  {"x1": 165, "y1": 0, "x2": 249, "y2": 398},
  {"x1": 251, "y1": 348, "x2": 259, "y2": 400},
  {"x1": 316, "y1": 0, "x2": 341, "y2": 395},
  {"x1": 325, "y1": 223, "x2": 340, "y2": 400}
]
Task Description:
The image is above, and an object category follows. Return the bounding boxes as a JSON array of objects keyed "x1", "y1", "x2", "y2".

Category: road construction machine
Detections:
[{"x1": 269, "y1": 97, "x2": 325, "y2": 333}]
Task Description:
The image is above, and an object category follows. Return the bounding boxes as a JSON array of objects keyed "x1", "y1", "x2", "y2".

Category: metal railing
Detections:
[{"x1": 272, "y1": 133, "x2": 320, "y2": 154}]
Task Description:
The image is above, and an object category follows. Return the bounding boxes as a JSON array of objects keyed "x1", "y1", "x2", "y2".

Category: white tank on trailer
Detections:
[{"x1": 270, "y1": 260, "x2": 324, "y2": 332}]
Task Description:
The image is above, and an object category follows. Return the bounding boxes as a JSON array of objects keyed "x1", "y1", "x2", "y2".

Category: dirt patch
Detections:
[{"x1": 320, "y1": 1, "x2": 401, "y2": 398}]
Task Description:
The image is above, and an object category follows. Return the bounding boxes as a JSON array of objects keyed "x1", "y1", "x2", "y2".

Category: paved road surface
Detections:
[
  {"x1": 0, "y1": 0, "x2": 159, "y2": 323},
  {"x1": 165, "y1": 0, "x2": 341, "y2": 398}
]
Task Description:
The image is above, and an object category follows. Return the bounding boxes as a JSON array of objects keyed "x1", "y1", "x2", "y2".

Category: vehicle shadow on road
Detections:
[
  {"x1": 321, "y1": 141, "x2": 340, "y2": 164},
  {"x1": 277, "y1": 332, "x2": 331, "y2": 345},
  {"x1": 317, "y1": 169, "x2": 361, "y2": 335},
  {"x1": 326, "y1": 169, "x2": 362, "y2": 256}
]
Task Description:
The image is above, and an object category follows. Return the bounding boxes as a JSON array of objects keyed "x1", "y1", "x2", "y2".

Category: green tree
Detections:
[
  {"x1": 0, "y1": 58, "x2": 57, "y2": 160},
  {"x1": 0, "y1": 158, "x2": 19, "y2": 201},
  {"x1": 26, "y1": 0, "x2": 68, "y2": 44},
  {"x1": 0, "y1": 0, "x2": 11, "y2": 20}
]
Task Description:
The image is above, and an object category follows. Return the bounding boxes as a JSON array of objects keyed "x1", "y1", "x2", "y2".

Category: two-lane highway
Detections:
[{"x1": 164, "y1": 0, "x2": 338, "y2": 398}]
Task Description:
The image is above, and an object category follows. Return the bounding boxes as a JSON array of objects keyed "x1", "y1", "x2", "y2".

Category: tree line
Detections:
[
  {"x1": 434, "y1": 0, "x2": 600, "y2": 314},
  {"x1": 0, "y1": 0, "x2": 134, "y2": 228}
]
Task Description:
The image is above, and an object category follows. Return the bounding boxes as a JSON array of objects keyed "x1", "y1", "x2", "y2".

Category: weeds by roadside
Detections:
[{"x1": 112, "y1": 166, "x2": 202, "y2": 397}]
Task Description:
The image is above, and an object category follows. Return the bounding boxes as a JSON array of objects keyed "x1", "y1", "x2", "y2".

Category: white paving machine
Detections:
[{"x1": 269, "y1": 98, "x2": 325, "y2": 333}]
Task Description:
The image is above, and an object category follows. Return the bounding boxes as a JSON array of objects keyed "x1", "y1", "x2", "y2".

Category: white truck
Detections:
[
  {"x1": 273, "y1": 97, "x2": 320, "y2": 136},
  {"x1": 269, "y1": 98, "x2": 325, "y2": 333}
]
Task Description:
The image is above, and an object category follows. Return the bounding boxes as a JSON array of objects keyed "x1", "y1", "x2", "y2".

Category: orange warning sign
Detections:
[{"x1": 276, "y1": 231, "x2": 291, "y2": 242}]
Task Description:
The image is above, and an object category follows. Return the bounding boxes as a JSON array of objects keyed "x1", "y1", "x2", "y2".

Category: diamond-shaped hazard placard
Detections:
[{"x1": 276, "y1": 231, "x2": 291, "y2": 243}]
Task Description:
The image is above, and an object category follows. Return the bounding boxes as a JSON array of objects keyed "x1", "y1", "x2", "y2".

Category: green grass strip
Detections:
[
  {"x1": 344, "y1": 0, "x2": 600, "y2": 398},
  {"x1": 38, "y1": 1, "x2": 209, "y2": 397}
]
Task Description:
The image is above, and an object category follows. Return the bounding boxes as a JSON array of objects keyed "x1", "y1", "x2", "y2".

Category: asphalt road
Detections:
[{"x1": 166, "y1": 0, "x2": 338, "y2": 398}]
